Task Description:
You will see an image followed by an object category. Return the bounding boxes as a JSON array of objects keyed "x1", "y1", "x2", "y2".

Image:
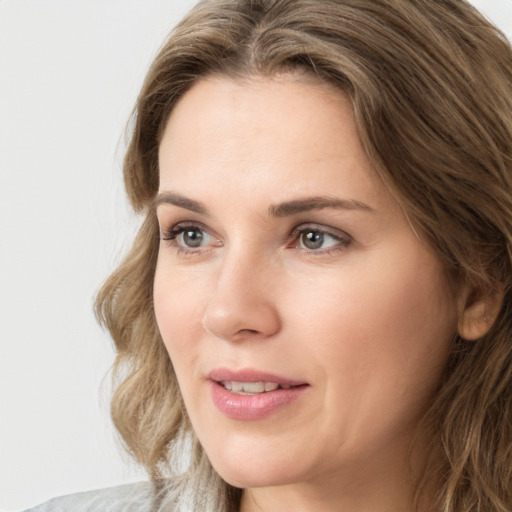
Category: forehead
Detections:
[
  {"x1": 159, "y1": 74, "x2": 354, "y2": 157},
  {"x1": 157, "y1": 74, "x2": 396, "y2": 215}
]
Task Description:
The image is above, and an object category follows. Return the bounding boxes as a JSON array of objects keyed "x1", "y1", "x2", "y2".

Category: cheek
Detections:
[
  {"x1": 284, "y1": 248, "x2": 457, "y2": 421},
  {"x1": 285, "y1": 251, "x2": 455, "y2": 347},
  {"x1": 153, "y1": 263, "x2": 207, "y2": 373},
  {"x1": 346, "y1": 273, "x2": 454, "y2": 393}
]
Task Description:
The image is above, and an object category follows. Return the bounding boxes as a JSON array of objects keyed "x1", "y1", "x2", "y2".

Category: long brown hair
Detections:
[{"x1": 95, "y1": 1, "x2": 512, "y2": 510}]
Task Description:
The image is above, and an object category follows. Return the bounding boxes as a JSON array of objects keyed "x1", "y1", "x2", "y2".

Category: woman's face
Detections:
[{"x1": 154, "y1": 75, "x2": 462, "y2": 493}]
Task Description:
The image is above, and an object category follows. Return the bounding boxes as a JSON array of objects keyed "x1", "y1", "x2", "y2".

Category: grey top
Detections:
[{"x1": 23, "y1": 482, "x2": 155, "y2": 512}]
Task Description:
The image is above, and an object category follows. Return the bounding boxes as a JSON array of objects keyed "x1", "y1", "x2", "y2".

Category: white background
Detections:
[{"x1": 1, "y1": 1, "x2": 511, "y2": 510}]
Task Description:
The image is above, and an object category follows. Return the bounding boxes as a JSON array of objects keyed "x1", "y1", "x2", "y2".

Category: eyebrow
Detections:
[
  {"x1": 154, "y1": 192, "x2": 374, "y2": 217},
  {"x1": 154, "y1": 192, "x2": 208, "y2": 215},
  {"x1": 268, "y1": 196, "x2": 375, "y2": 217}
]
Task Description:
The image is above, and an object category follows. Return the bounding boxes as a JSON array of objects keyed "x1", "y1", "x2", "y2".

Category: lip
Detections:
[
  {"x1": 208, "y1": 368, "x2": 309, "y2": 420},
  {"x1": 208, "y1": 368, "x2": 307, "y2": 387}
]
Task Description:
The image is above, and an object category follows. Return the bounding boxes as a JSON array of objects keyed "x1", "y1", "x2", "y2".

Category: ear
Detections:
[{"x1": 457, "y1": 284, "x2": 504, "y2": 341}]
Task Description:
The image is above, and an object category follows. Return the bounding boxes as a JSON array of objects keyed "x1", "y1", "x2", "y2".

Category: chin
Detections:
[
  {"x1": 208, "y1": 452, "x2": 304, "y2": 489},
  {"x1": 217, "y1": 468, "x2": 291, "y2": 490}
]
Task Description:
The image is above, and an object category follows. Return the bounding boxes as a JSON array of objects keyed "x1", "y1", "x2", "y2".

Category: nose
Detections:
[{"x1": 202, "y1": 248, "x2": 281, "y2": 342}]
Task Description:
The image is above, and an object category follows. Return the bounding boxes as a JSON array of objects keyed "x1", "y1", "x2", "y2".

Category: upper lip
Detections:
[{"x1": 208, "y1": 368, "x2": 308, "y2": 387}]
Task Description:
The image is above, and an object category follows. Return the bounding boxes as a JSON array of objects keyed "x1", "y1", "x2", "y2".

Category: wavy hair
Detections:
[{"x1": 95, "y1": 1, "x2": 512, "y2": 510}]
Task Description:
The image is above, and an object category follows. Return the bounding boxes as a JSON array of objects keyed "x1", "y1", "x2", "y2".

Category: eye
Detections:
[
  {"x1": 299, "y1": 230, "x2": 338, "y2": 250},
  {"x1": 160, "y1": 223, "x2": 217, "y2": 250},
  {"x1": 293, "y1": 225, "x2": 351, "y2": 252},
  {"x1": 178, "y1": 227, "x2": 208, "y2": 248}
]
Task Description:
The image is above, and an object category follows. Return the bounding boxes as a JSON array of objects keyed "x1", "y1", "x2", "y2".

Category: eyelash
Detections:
[
  {"x1": 160, "y1": 222, "x2": 217, "y2": 255},
  {"x1": 159, "y1": 222, "x2": 352, "y2": 256},
  {"x1": 291, "y1": 224, "x2": 352, "y2": 254}
]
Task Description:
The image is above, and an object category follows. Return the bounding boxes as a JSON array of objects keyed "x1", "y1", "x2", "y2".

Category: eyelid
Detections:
[
  {"x1": 160, "y1": 221, "x2": 212, "y2": 240},
  {"x1": 290, "y1": 223, "x2": 352, "y2": 251},
  {"x1": 158, "y1": 220, "x2": 352, "y2": 255},
  {"x1": 292, "y1": 221, "x2": 345, "y2": 235},
  {"x1": 159, "y1": 222, "x2": 222, "y2": 256},
  {"x1": 291, "y1": 222, "x2": 350, "y2": 238}
]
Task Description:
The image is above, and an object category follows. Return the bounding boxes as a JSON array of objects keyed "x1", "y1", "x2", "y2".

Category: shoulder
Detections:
[{"x1": 23, "y1": 482, "x2": 154, "y2": 512}]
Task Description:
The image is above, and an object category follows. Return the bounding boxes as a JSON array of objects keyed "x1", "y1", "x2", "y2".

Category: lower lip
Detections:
[{"x1": 209, "y1": 381, "x2": 308, "y2": 420}]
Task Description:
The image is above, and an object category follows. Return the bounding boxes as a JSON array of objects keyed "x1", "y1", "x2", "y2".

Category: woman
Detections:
[{"x1": 27, "y1": 0, "x2": 512, "y2": 511}]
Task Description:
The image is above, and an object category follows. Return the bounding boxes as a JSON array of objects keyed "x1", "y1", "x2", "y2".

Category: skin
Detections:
[{"x1": 153, "y1": 74, "x2": 470, "y2": 512}]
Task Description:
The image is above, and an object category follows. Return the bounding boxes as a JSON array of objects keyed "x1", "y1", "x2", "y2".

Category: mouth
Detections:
[
  {"x1": 218, "y1": 380, "x2": 301, "y2": 395},
  {"x1": 208, "y1": 368, "x2": 309, "y2": 419},
  {"x1": 209, "y1": 368, "x2": 308, "y2": 392}
]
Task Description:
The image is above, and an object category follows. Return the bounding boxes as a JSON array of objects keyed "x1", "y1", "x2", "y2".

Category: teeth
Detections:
[
  {"x1": 240, "y1": 382, "x2": 265, "y2": 393},
  {"x1": 220, "y1": 381, "x2": 281, "y2": 394}
]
